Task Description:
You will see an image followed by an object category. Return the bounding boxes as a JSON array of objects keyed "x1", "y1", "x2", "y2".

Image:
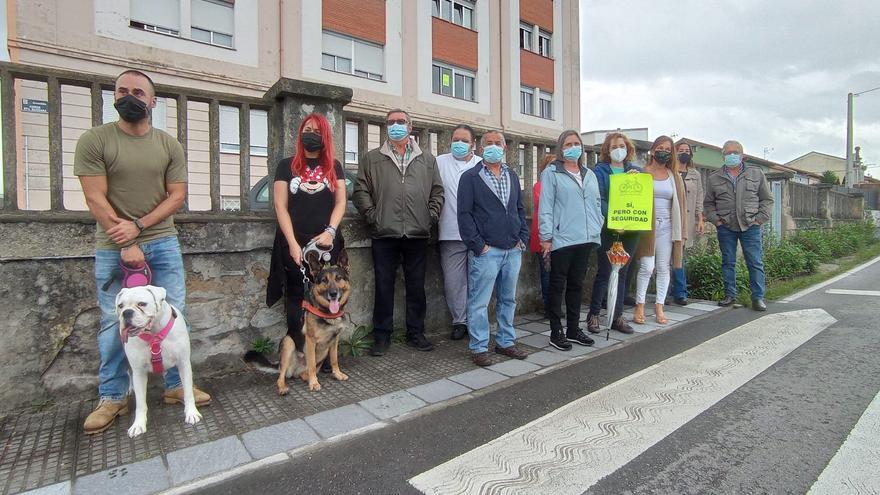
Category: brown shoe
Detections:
[
  {"x1": 612, "y1": 317, "x2": 634, "y2": 334},
  {"x1": 586, "y1": 314, "x2": 601, "y2": 334},
  {"x1": 494, "y1": 345, "x2": 528, "y2": 360},
  {"x1": 472, "y1": 352, "x2": 492, "y2": 367},
  {"x1": 164, "y1": 386, "x2": 212, "y2": 406},
  {"x1": 83, "y1": 399, "x2": 129, "y2": 435}
]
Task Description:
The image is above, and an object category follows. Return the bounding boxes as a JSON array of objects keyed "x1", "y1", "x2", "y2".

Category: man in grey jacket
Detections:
[
  {"x1": 703, "y1": 140, "x2": 773, "y2": 311},
  {"x1": 352, "y1": 109, "x2": 444, "y2": 356}
]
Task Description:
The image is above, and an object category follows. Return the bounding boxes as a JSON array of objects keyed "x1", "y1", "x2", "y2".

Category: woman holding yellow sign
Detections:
[
  {"x1": 586, "y1": 133, "x2": 642, "y2": 336},
  {"x1": 633, "y1": 136, "x2": 687, "y2": 325}
]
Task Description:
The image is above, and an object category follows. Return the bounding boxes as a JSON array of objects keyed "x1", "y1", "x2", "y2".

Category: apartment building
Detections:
[{"x1": 2, "y1": 0, "x2": 580, "y2": 211}]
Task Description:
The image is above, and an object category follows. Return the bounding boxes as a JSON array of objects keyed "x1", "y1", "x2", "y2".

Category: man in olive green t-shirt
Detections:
[{"x1": 74, "y1": 69, "x2": 210, "y2": 435}]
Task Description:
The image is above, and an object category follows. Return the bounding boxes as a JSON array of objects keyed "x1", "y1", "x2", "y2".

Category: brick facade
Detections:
[
  {"x1": 520, "y1": 0, "x2": 553, "y2": 32},
  {"x1": 322, "y1": 0, "x2": 386, "y2": 44},
  {"x1": 432, "y1": 18, "x2": 478, "y2": 71},
  {"x1": 520, "y1": 49, "x2": 554, "y2": 92}
]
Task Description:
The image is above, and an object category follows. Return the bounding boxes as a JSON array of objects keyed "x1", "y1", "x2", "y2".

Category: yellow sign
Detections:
[
  {"x1": 607, "y1": 173, "x2": 654, "y2": 231},
  {"x1": 442, "y1": 73, "x2": 451, "y2": 87}
]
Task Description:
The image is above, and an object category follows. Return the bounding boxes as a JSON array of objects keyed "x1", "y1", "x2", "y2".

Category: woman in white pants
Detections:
[{"x1": 634, "y1": 135, "x2": 687, "y2": 325}]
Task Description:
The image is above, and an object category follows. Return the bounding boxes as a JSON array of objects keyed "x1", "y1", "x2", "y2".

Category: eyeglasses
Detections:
[{"x1": 386, "y1": 119, "x2": 408, "y2": 126}]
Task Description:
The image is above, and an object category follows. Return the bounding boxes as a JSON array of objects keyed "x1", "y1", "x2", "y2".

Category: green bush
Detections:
[
  {"x1": 685, "y1": 238, "x2": 751, "y2": 300},
  {"x1": 763, "y1": 239, "x2": 819, "y2": 281},
  {"x1": 790, "y1": 229, "x2": 832, "y2": 261},
  {"x1": 791, "y1": 221, "x2": 877, "y2": 261}
]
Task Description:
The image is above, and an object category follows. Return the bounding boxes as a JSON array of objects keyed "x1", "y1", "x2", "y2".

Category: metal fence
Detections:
[{"x1": 0, "y1": 61, "x2": 556, "y2": 219}]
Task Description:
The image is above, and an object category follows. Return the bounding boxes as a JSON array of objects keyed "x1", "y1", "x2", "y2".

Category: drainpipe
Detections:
[{"x1": 499, "y1": 0, "x2": 507, "y2": 133}]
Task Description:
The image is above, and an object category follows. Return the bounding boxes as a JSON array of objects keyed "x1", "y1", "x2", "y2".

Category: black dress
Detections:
[{"x1": 266, "y1": 157, "x2": 346, "y2": 350}]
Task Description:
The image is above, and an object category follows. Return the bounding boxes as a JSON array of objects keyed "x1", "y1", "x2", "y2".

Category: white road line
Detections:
[
  {"x1": 409, "y1": 309, "x2": 837, "y2": 495},
  {"x1": 824, "y1": 289, "x2": 880, "y2": 297},
  {"x1": 808, "y1": 389, "x2": 880, "y2": 494},
  {"x1": 779, "y1": 255, "x2": 880, "y2": 303}
]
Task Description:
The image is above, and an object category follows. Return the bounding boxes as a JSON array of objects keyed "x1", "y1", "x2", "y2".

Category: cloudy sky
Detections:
[{"x1": 579, "y1": 0, "x2": 880, "y2": 178}]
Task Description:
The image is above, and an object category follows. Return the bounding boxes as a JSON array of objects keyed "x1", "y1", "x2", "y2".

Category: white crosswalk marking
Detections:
[
  {"x1": 409, "y1": 309, "x2": 837, "y2": 495},
  {"x1": 825, "y1": 289, "x2": 880, "y2": 297},
  {"x1": 809, "y1": 390, "x2": 880, "y2": 494}
]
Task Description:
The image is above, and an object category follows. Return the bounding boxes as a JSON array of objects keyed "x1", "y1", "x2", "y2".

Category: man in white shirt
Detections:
[{"x1": 438, "y1": 124, "x2": 482, "y2": 340}]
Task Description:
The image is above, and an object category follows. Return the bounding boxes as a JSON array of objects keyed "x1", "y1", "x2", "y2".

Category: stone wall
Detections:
[{"x1": 0, "y1": 214, "x2": 576, "y2": 413}]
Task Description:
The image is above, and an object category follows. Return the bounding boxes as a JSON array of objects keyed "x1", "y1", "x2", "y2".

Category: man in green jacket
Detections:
[
  {"x1": 352, "y1": 109, "x2": 444, "y2": 356},
  {"x1": 703, "y1": 140, "x2": 773, "y2": 311}
]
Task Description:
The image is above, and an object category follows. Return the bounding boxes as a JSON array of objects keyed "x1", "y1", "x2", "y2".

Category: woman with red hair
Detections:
[{"x1": 266, "y1": 113, "x2": 347, "y2": 378}]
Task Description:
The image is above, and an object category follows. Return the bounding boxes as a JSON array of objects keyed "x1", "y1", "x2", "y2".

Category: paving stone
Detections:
[
  {"x1": 662, "y1": 311, "x2": 691, "y2": 322},
  {"x1": 543, "y1": 343, "x2": 598, "y2": 357},
  {"x1": 633, "y1": 323, "x2": 662, "y2": 333},
  {"x1": 304, "y1": 404, "x2": 381, "y2": 439},
  {"x1": 407, "y1": 379, "x2": 473, "y2": 403},
  {"x1": 591, "y1": 336, "x2": 623, "y2": 349},
  {"x1": 525, "y1": 350, "x2": 571, "y2": 367},
  {"x1": 166, "y1": 435, "x2": 252, "y2": 485},
  {"x1": 517, "y1": 333, "x2": 550, "y2": 349},
  {"x1": 74, "y1": 457, "x2": 168, "y2": 495},
  {"x1": 687, "y1": 302, "x2": 720, "y2": 312},
  {"x1": 241, "y1": 419, "x2": 320, "y2": 459},
  {"x1": 448, "y1": 368, "x2": 508, "y2": 389},
  {"x1": 519, "y1": 313, "x2": 546, "y2": 321},
  {"x1": 514, "y1": 328, "x2": 533, "y2": 339},
  {"x1": 661, "y1": 305, "x2": 708, "y2": 316},
  {"x1": 22, "y1": 481, "x2": 71, "y2": 495},
  {"x1": 488, "y1": 359, "x2": 542, "y2": 377},
  {"x1": 359, "y1": 391, "x2": 427, "y2": 420},
  {"x1": 518, "y1": 321, "x2": 551, "y2": 333}
]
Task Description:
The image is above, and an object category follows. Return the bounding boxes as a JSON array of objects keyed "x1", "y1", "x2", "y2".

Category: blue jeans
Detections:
[
  {"x1": 717, "y1": 224, "x2": 766, "y2": 301},
  {"x1": 95, "y1": 236, "x2": 187, "y2": 400},
  {"x1": 467, "y1": 247, "x2": 522, "y2": 354},
  {"x1": 671, "y1": 251, "x2": 688, "y2": 300}
]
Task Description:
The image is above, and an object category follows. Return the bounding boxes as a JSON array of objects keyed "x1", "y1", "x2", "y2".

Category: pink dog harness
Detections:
[{"x1": 122, "y1": 312, "x2": 176, "y2": 374}]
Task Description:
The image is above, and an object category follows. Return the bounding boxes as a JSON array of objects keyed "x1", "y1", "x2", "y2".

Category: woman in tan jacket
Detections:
[{"x1": 633, "y1": 135, "x2": 687, "y2": 325}]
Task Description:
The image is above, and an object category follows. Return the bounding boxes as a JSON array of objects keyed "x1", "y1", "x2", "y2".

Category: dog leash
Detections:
[{"x1": 102, "y1": 260, "x2": 152, "y2": 291}]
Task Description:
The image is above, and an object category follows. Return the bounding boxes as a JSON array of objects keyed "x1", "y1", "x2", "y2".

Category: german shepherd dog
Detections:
[{"x1": 245, "y1": 248, "x2": 351, "y2": 394}]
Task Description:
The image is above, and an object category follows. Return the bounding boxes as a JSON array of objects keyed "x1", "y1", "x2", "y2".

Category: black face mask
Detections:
[
  {"x1": 114, "y1": 94, "x2": 149, "y2": 123},
  {"x1": 678, "y1": 152, "x2": 691, "y2": 165},
  {"x1": 301, "y1": 132, "x2": 323, "y2": 152},
  {"x1": 653, "y1": 150, "x2": 672, "y2": 165}
]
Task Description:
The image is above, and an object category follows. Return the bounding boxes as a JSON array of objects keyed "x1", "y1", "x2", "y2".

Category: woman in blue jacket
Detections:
[
  {"x1": 538, "y1": 130, "x2": 604, "y2": 350},
  {"x1": 586, "y1": 132, "x2": 641, "y2": 335}
]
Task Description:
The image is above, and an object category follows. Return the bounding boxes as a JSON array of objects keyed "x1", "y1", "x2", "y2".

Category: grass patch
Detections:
[{"x1": 765, "y1": 242, "x2": 880, "y2": 301}]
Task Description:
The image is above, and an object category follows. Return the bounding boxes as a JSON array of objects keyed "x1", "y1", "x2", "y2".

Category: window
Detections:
[
  {"x1": 539, "y1": 91, "x2": 553, "y2": 119},
  {"x1": 538, "y1": 30, "x2": 552, "y2": 57},
  {"x1": 191, "y1": 0, "x2": 234, "y2": 47},
  {"x1": 321, "y1": 31, "x2": 384, "y2": 81},
  {"x1": 130, "y1": 0, "x2": 181, "y2": 35},
  {"x1": 432, "y1": 0, "x2": 475, "y2": 30},
  {"x1": 520, "y1": 86, "x2": 535, "y2": 116},
  {"x1": 219, "y1": 106, "x2": 269, "y2": 156},
  {"x1": 129, "y1": 0, "x2": 234, "y2": 47},
  {"x1": 432, "y1": 62, "x2": 476, "y2": 102},
  {"x1": 345, "y1": 121, "x2": 359, "y2": 164},
  {"x1": 102, "y1": 90, "x2": 168, "y2": 131},
  {"x1": 519, "y1": 23, "x2": 533, "y2": 50}
]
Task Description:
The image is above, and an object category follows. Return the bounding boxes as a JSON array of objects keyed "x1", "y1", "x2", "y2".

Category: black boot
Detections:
[{"x1": 549, "y1": 328, "x2": 572, "y2": 351}]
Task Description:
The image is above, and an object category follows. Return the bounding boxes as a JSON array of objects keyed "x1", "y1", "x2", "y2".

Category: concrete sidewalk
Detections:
[{"x1": 3, "y1": 301, "x2": 725, "y2": 495}]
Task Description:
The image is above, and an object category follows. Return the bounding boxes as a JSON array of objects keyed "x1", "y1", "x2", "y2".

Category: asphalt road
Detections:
[{"x1": 193, "y1": 258, "x2": 880, "y2": 495}]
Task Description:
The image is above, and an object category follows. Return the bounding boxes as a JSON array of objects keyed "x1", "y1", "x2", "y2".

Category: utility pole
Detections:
[
  {"x1": 846, "y1": 85, "x2": 880, "y2": 186},
  {"x1": 846, "y1": 92, "x2": 854, "y2": 186}
]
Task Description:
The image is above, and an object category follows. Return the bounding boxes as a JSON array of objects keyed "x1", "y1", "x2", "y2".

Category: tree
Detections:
[{"x1": 820, "y1": 170, "x2": 840, "y2": 185}]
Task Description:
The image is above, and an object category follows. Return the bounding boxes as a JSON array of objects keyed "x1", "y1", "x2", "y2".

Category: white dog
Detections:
[{"x1": 115, "y1": 285, "x2": 202, "y2": 438}]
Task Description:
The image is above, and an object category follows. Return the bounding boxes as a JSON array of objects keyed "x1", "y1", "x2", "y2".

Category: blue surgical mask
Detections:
[
  {"x1": 724, "y1": 153, "x2": 742, "y2": 167},
  {"x1": 562, "y1": 146, "x2": 583, "y2": 162},
  {"x1": 451, "y1": 141, "x2": 471, "y2": 159},
  {"x1": 482, "y1": 145, "x2": 505, "y2": 164},
  {"x1": 387, "y1": 123, "x2": 409, "y2": 142}
]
